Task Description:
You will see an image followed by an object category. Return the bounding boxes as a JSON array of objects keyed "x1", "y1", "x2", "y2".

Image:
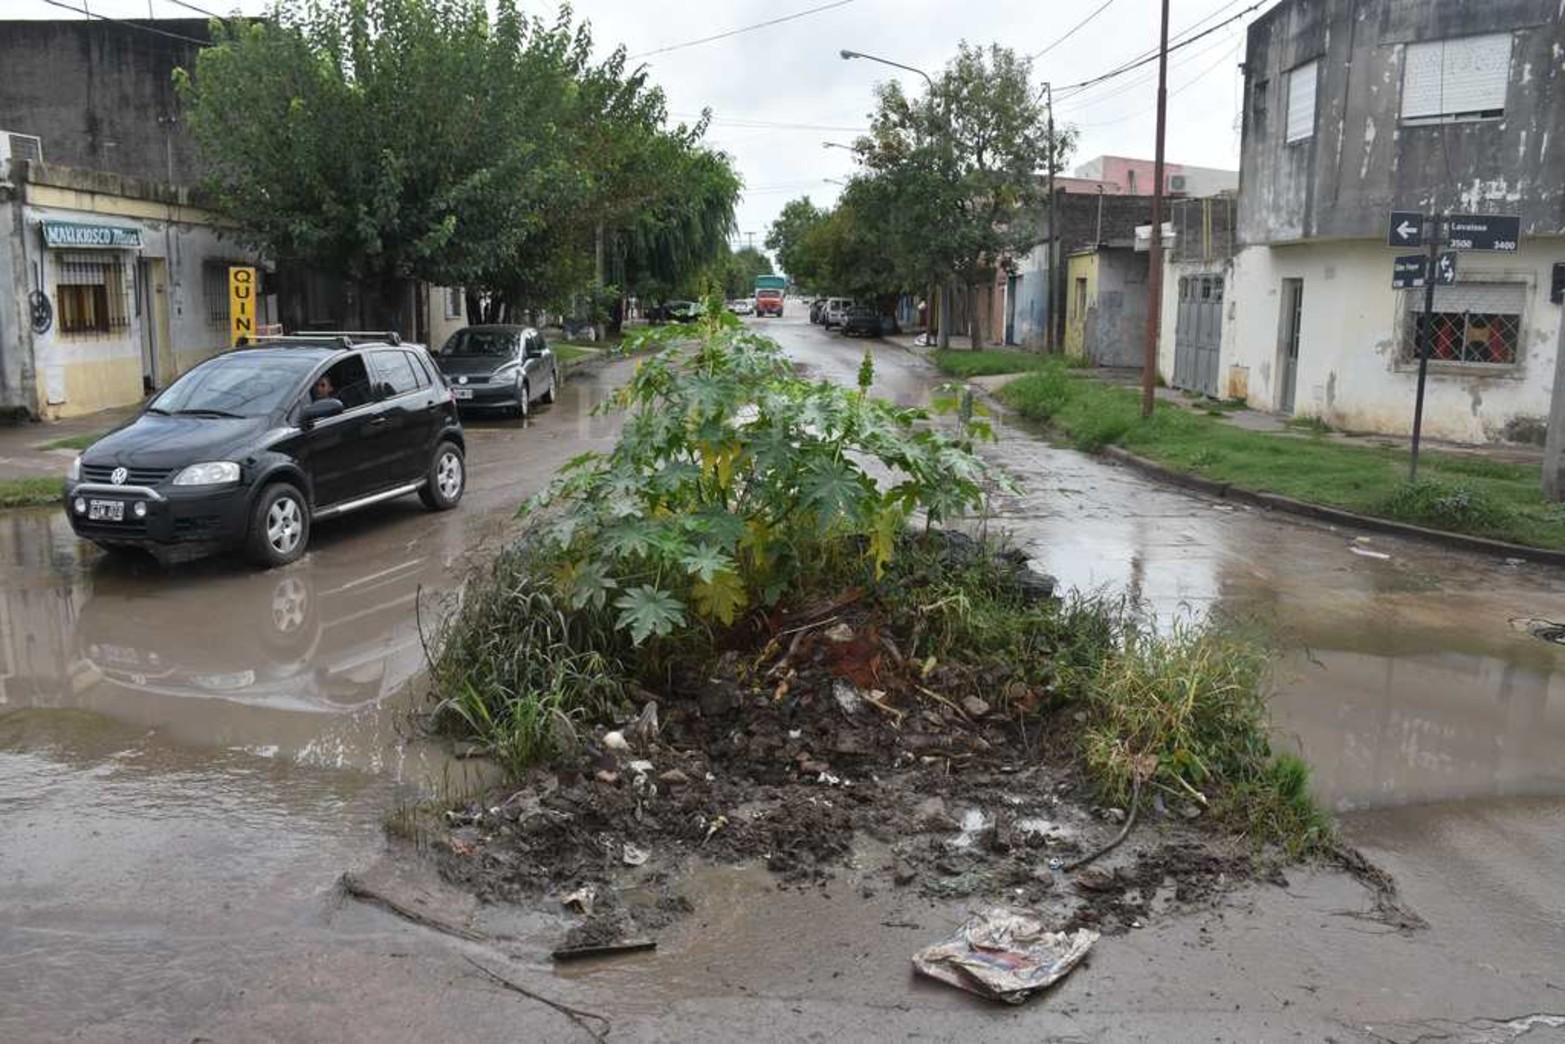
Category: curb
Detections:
[
  {"x1": 1097, "y1": 445, "x2": 1565, "y2": 567},
  {"x1": 890, "y1": 356, "x2": 1565, "y2": 568}
]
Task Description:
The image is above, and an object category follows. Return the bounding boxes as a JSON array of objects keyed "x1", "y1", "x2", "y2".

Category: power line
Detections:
[
  {"x1": 1051, "y1": 0, "x2": 1258, "y2": 100},
  {"x1": 1056, "y1": 24, "x2": 1242, "y2": 116},
  {"x1": 1030, "y1": 0, "x2": 1116, "y2": 60},
  {"x1": 160, "y1": 0, "x2": 229, "y2": 21},
  {"x1": 672, "y1": 112, "x2": 870, "y2": 133},
  {"x1": 1068, "y1": 36, "x2": 1241, "y2": 128},
  {"x1": 35, "y1": 0, "x2": 210, "y2": 44},
  {"x1": 629, "y1": 0, "x2": 859, "y2": 60}
]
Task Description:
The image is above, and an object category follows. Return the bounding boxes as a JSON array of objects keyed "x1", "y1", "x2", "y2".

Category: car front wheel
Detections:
[
  {"x1": 419, "y1": 441, "x2": 465, "y2": 511},
  {"x1": 540, "y1": 366, "x2": 557, "y2": 404},
  {"x1": 515, "y1": 381, "x2": 530, "y2": 419},
  {"x1": 247, "y1": 482, "x2": 310, "y2": 568}
]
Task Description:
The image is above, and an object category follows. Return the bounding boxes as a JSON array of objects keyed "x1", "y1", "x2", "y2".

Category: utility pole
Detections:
[
  {"x1": 1540, "y1": 266, "x2": 1565, "y2": 498},
  {"x1": 1044, "y1": 83, "x2": 1056, "y2": 352},
  {"x1": 1141, "y1": 0, "x2": 1171, "y2": 418}
]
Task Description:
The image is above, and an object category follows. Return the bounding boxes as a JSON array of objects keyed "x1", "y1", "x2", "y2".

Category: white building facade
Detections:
[{"x1": 1214, "y1": 0, "x2": 1564, "y2": 444}]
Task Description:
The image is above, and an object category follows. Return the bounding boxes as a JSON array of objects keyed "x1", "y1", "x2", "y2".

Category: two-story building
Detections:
[{"x1": 1214, "y1": 0, "x2": 1564, "y2": 443}]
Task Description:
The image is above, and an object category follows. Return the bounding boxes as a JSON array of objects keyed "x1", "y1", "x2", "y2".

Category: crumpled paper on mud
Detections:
[{"x1": 911, "y1": 908, "x2": 1098, "y2": 1004}]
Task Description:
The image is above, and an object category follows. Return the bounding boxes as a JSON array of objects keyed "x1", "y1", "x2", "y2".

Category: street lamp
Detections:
[
  {"x1": 839, "y1": 49, "x2": 935, "y2": 90},
  {"x1": 823, "y1": 177, "x2": 848, "y2": 186},
  {"x1": 822, "y1": 141, "x2": 855, "y2": 152},
  {"x1": 840, "y1": 47, "x2": 950, "y2": 347}
]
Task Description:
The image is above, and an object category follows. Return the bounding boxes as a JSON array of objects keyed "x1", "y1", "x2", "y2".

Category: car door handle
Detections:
[{"x1": 368, "y1": 416, "x2": 389, "y2": 427}]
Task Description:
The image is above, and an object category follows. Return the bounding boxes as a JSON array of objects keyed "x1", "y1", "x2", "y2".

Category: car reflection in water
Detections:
[{"x1": 68, "y1": 549, "x2": 463, "y2": 775}]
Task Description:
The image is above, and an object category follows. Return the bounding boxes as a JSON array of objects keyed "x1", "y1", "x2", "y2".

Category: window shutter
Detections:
[
  {"x1": 1285, "y1": 60, "x2": 1318, "y2": 143},
  {"x1": 1401, "y1": 34, "x2": 1511, "y2": 119}
]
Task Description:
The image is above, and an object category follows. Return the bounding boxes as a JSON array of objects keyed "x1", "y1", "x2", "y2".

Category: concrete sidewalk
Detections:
[{"x1": 0, "y1": 405, "x2": 138, "y2": 482}]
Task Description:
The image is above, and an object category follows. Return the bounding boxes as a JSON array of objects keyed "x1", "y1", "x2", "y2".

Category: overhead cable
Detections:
[{"x1": 629, "y1": 0, "x2": 859, "y2": 60}]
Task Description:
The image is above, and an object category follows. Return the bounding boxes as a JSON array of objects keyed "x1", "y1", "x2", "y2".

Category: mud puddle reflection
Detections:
[{"x1": 777, "y1": 328, "x2": 1565, "y2": 812}]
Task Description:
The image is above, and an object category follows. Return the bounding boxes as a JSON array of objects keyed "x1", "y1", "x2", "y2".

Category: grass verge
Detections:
[
  {"x1": 552, "y1": 344, "x2": 595, "y2": 365},
  {"x1": 41, "y1": 431, "x2": 105, "y2": 452},
  {"x1": 931, "y1": 348, "x2": 1050, "y2": 378},
  {"x1": 1000, "y1": 363, "x2": 1565, "y2": 550},
  {"x1": 0, "y1": 477, "x2": 63, "y2": 509}
]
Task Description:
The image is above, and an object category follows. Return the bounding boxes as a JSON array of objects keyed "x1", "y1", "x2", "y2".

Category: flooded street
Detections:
[{"x1": 3, "y1": 320, "x2": 1563, "y2": 1040}]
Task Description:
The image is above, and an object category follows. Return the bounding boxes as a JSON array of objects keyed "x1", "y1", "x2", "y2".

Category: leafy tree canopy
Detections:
[{"x1": 177, "y1": 0, "x2": 738, "y2": 316}]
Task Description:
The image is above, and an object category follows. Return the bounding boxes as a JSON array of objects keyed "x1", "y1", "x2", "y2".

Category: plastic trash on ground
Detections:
[{"x1": 911, "y1": 908, "x2": 1098, "y2": 1004}]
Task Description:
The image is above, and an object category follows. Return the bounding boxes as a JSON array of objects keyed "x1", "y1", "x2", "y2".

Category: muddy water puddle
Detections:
[{"x1": 777, "y1": 328, "x2": 1565, "y2": 813}]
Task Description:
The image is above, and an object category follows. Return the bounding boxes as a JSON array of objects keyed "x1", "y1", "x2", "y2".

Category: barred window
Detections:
[
  {"x1": 445, "y1": 287, "x2": 463, "y2": 320},
  {"x1": 203, "y1": 263, "x2": 231, "y2": 327},
  {"x1": 1402, "y1": 282, "x2": 1524, "y2": 366},
  {"x1": 56, "y1": 253, "x2": 130, "y2": 336}
]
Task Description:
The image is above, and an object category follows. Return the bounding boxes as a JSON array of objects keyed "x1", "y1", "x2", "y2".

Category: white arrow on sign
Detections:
[{"x1": 1395, "y1": 221, "x2": 1419, "y2": 241}]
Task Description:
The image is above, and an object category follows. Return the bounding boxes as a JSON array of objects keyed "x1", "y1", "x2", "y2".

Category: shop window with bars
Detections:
[
  {"x1": 203, "y1": 262, "x2": 232, "y2": 327},
  {"x1": 1401, "y1": 282, "x2": 1524, "y2": 366},
  {"x1": 55, "y1": 253, "x2": 130, "y2": 336}
]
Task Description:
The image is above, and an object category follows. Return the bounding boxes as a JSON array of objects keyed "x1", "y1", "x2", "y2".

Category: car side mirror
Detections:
[
  {"x1": 301, "y1": 397, "x2": 344, "y2": 428},
  {"x1": 525, "y1": 342, "x2": 544, "y2": 358}
]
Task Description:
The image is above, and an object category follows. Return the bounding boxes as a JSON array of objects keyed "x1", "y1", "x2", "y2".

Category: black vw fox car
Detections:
[{"x1": 64, "y1": 338, "x2": 466, "y2": 568}]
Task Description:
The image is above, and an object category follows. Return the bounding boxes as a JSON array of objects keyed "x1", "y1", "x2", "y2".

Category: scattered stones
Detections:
[
  {"x1": 602, "y1": 731, "x2": 630, "y2": 753},
  {"x1": 962, "y1": 695, "x2": 992, "y2": 719},
  {"x1": 658, "y1": 768, "x2": 690, "y2": 786}
]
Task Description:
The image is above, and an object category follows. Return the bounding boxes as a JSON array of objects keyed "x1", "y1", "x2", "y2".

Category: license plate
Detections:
[
  {"x1": 453, "y1": 388, "x2": 473, "y2": 400},
  {"x1": 89, "y1": 500, "x2": 125, "y2": 522}
]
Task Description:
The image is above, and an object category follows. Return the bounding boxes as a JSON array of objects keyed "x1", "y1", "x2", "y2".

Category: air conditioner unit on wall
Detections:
[
  {"x1": 1168, "y1": 174, "x2": 1187, "y2": 192},
  {"x1": 0, "y1": 131, "x2": 44, "y2": 168}
]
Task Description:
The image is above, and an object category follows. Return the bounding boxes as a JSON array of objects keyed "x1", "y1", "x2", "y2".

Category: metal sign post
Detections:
[
  {"x1": 1389, "y1": 207, "x2": 1516, "y2": 483},
  {"x1": 1408, "y1": 217, "x2": 1440, "y2": 482}
]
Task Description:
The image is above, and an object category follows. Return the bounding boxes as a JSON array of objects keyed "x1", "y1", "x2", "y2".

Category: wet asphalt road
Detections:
[{"x1": 2, "y1": 313, "x2": 1562, "y2": 1041}]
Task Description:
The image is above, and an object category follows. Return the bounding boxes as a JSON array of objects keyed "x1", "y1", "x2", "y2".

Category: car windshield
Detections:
[
  {"x1": 148, "y1": 353, "x2": 318, "y2": 418},
  {"x1": 439, "y1": 330, "x2": 520, "y2": 357}
]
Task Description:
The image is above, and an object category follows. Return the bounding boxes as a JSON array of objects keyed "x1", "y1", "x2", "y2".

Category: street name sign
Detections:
[
  {"x1": 1387, "y1": 210, "x2": 1424, "y2": 248},
  {"x1": 1392, "y1": 254, "x2": 1427, "y2": 288},
  {"x1": 1445, "y1": 214, "x2": 1520, "y2": 252}
]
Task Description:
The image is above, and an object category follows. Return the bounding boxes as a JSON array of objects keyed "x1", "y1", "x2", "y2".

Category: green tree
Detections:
[
  {"x1": 764, "y1": 196, "x2": 826, "y2": 288},
  {"x1": 717, "y1": 245, "x2": 774, "y2": 299},
  {"x1": 855, "y1": 43, "x2": 1076, "y2": 348},
  {"x1": 177, "y1": 0, "x2": 738, "y2": 329}
]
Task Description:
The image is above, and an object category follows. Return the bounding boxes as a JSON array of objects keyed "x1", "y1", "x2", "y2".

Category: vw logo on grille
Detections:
[
  {"x1": 110, "y1": 467, "x2": 129, "y2": 485},
  {"x1": 457, "y1": 375, "x2": 469, "y2": 385}
]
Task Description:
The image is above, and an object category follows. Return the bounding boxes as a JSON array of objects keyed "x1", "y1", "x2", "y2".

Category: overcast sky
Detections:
[{"x1": 11, "y1": 0, "x2": 1265, "y2": 252}]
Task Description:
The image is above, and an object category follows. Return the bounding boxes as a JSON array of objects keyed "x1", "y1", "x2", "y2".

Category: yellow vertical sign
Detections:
[{"x1": 229, "y1": 266, "x2": 257, "y2": 347}]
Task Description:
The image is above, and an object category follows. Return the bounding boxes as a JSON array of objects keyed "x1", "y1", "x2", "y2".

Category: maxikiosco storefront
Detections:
[{"x1": 6, "y1": 162, "x2": 268, "y2": 419}]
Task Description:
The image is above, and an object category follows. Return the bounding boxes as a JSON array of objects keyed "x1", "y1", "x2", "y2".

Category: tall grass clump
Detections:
[
  {"x1": 1081, "y1": 617, "x2": 1331, "y2": 853},
  {"x1": 428, "y1": 548, "x2": 629, "y2": 775},
  {"x1": 1376, "y1": 479, "x2": 1514, "y2": 533}
]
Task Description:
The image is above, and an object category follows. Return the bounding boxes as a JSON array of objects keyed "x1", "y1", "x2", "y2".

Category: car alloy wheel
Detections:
[
  {"x1": 436, "y1": 447, "x2": 464, "y2": 501},
  {"x1": 266, "y1": 494, "x2": 304, "y2": 556}
]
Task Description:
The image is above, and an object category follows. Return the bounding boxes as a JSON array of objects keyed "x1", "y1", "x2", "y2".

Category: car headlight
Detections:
[
  {"x1": 172, "y1": 461, "x2": 241, "y2": 486},
  {"x1": 493, "y1": 362, "x2": 520, "y2": 382},
  {"x1": 67, "y1": 456, "x2": 81, "y2": 481}
]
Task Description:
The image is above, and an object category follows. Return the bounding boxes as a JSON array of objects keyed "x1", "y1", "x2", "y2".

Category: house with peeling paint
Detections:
[{"x1": 1208, "y1": 0, "x2": 1565, "y2": 444}]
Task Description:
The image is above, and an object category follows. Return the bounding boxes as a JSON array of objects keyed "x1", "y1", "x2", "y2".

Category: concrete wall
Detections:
[
  {"x1": 1239, "y1": 0, "x2": 1565, "y2": 244},
  {"x1": 1222, "y1": 237, "x2": 1563, "y2": 441},
  {"x1": 1008, "y1": 243, "x2": 1051, "y2": 348},
  {"x1": 0, "y1": 19, "x2": 211, "y2": 187},
  {"x1": 426, "y1": 285, "x2": 466, "y2": 350},
  {"x1": 1090, "y1": 250, "x2": 1150, "y2": 368}
]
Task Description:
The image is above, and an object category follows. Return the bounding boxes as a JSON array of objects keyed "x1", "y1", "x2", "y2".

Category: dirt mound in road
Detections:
[{"x1": 432, "y1": 594, "x2": 1271, "y2": 947}]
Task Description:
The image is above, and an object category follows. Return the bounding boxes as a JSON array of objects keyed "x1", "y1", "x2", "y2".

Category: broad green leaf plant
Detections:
[{"x1": 523, "y1": 303, "x2": 1000, "y2": 643}]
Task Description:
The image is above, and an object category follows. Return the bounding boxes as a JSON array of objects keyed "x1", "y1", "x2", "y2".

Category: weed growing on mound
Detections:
[{"x1": 521, "y1": 310, "x2": 1001, "y2": 643}]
